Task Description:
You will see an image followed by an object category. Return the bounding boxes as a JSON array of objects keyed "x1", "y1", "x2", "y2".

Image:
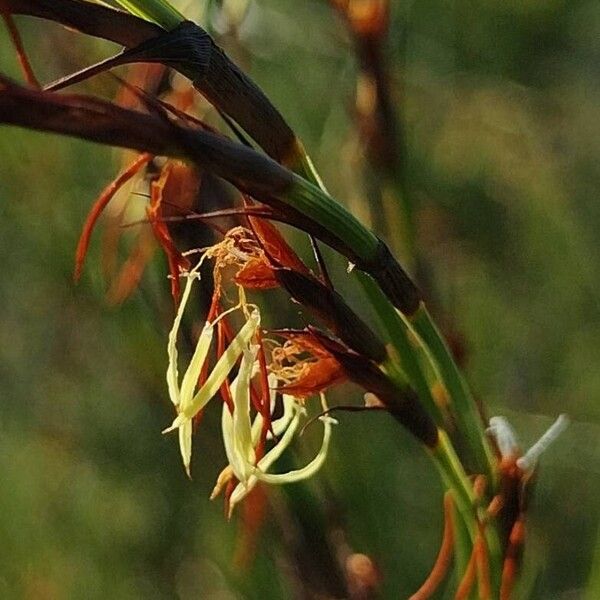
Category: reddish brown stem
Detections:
[
  {"x1": 74, "y1": 152, "x2": 152, "y2": 280},
  {"x1": 216, "y1": 316, "x2": 234, "y2": 414}
]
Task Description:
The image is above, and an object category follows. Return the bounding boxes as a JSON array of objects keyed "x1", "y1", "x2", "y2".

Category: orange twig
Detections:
[
  {"x1": 455, "y1": 539, "x2": 478, "y2": 600},
  {"x1": 216, "y1": 316, "x2": 234, "y2": 414},
  {"x1": 148, "y1": 162, "x2": 191, "y2": 304},
  {"x1": 500, "y1": 518, "x2": 525, "y2": 600},
  {"x1": 475, "y1": 526, "x2": 492, "y2": 600},
  {"x1": 455, "y1": 531, "x2": 491, "y2": 600},
  {"x1": 410, "y1": 491, "x2": 455, "y2": 600}
]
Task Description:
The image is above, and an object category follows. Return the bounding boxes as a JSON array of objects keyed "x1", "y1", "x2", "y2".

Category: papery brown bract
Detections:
[
  {"x1": 280, "y1": 357, "x2": 345, "y2": 399},
  {"x1": 246, "y1": 205, "x2": 311, "y2": 276},
  {"x1": 275, "y1": 267, "x2": 386, "y2": 363},
  {"x1": 273, "y1": 329, "x2": 347, "y2": 398},
  {"x1": 311, "y1": 329, "x2": 439, "y2": 448},
  {"x1": 106, "y1": 227, "x2": 156, "y2": 305},
  {"x1": 234, "y1": 257, "x2": 279, "y2": 290}
]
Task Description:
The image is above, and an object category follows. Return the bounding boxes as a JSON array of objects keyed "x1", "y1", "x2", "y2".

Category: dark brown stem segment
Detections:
[
  {"x1": 2, "y1": 2, "x2": 423, "y2": 316},
  {"x1": 274, "y1": 267, "x2": 386, "y2": 363},
  {"x1": 332, "y1": 1, "x2": 401, "y2": 176},
  {"x1": 331, "y1": 0, "x2": 418, "y2": 258},
  {"x1": 3, "y1": 0, "x2": 297, "y2": 162},
  {"x1": 0, "y1": 76, "x2": 421, "y2": 316},
  {"x1": 309, "y1": 329, "x2": 438, "y2": 448}
]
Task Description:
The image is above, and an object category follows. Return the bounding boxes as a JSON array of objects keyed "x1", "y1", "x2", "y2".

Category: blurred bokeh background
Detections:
[{"x1": 1, "y1": 0, "x2": 599, "y2": 597}]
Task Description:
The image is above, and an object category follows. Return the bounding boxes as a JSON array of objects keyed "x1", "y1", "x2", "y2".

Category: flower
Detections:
[
  {"x1": 162, "y1": 263, "x2": 260, "y2": 476},
  {"x1": 162, "y1": 256, "x2": 337, "y2": 509},
  {"x1": 219, "y1": 369, "x2": 336, "y2": 516}
]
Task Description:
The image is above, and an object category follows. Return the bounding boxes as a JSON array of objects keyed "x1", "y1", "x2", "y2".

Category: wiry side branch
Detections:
[
  {"x1": 3, "y1": 0, "x2": 297, "y2": 162},
  {"x1": 0, "y1": 76, "x2": 420, "y2": 316}
]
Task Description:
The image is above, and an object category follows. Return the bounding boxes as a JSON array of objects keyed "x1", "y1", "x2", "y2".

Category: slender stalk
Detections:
[
  {"x1": 0, "y1": 1, "x2": 509, "y2": 592},
  {"x1": 285, "y1": 100, "x2": 503, "y2": 598},
  {"x1": 357, "y1": 270, "x2": 442, "y2": 424}
]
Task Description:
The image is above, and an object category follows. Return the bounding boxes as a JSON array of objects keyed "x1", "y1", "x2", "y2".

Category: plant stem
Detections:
[
  {"x1": 357, "y1": 270, "x2": 442, "y2": 424},
  {"x1": 411, "y1": 306, "x2": 497, "y2": 487}
]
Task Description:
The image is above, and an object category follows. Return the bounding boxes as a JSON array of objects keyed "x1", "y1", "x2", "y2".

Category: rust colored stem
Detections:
[
  {"x1": 500, "y1": 517, "x2": 525, "y2": 600},
  {"x1": 75, "y1": 152, "x2": 152, "y2": 280}
]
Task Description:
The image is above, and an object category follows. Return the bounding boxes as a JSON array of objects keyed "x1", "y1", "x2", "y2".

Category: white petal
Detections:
[
  {"x1": 228, "y1": 406, "x2": 302, "y2": 517},
  {"x1": 257, "y1": 406, "x2": 302, "y2": 472},
  {"x1": 487, "y1": 416, "x2": 519, "y2": 458},
  {"x1": 181, "y1": 309, "x2": 260, "y2": 418},
  {"x1": 228, "y1": 412, "x2": 336, "y2": 516},
  {"x1": 166, "y1": 272, "x2": 197, "y2": 407},
  {"x1": 228, "y1": 477, "x2": 258, "y2": 517},
  {"x1": 162, "y1": 413, "x2": 186, "y2": 434},
  {"x1": 221, "y1": 402, "x2": 236, "y2": 473},
  {"x1": 179, "y1": 323, "x2": 213, "y2": 405},
  {"x1": 179, "y1": 418, "x2": 193, "y2": 478},
  {"x1": 255, "y1": 416, "x2": 335, "y2": 484},
  {"x1": 230, "y1": 346, "x2": 258, "y2": 482},
  {"x1": 269, "y1": 394, "x2": 298, "y2": 439},
  {"x1": 210, "y1": 465, "x2": 233, "y2": 500},
  {"x1": 516, "y1": 414, "x2": 569, "y2": 471}
]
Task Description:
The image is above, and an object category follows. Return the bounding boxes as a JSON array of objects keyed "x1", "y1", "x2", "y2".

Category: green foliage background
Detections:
[{"x1": 0, "y1": 0, "x2": 599, "y2": 597}]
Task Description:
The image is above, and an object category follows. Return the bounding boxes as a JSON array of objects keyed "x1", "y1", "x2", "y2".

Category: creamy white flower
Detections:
[
  {"x1": 219, "y1": 377, "x2": 337, "y2": 517},
  {"x1": 162, "y1": 267, "x2": 260, "y2": 477}
]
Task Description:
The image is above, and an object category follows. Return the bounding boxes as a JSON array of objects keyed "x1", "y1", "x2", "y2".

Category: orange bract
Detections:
[
  {"x1": 147, "y1": 162, "x2": 193, "y2": 303},
  {"x1": 272, "y1": 331, "x2": 346, "y2": 398},
  {"x1": 158, "y1": 160, "x2": 201, "y2": 217},
  {"x1": 234, "y1": 257, "x2": 278, "y2": 289},
  {"x1": 280, "y1": 357, "x2": 345, "y2": 398},
  {"x1": 106, "y1": 227, "x2": 156, "y2": 304},
  {"x1": 75, "y1": 152, "x2": 152, "y2": 281},
  {"x1": 76, "y1": 153, "x2": 198, "y2": 304},
  {"x1": 247, "y1": 210, "x2": 310, "y2": 276}
]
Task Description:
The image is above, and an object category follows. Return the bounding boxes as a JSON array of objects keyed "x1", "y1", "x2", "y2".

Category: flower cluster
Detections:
[{"x1": 162, "y1": 234, "x2": 338, "y2": 514}]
